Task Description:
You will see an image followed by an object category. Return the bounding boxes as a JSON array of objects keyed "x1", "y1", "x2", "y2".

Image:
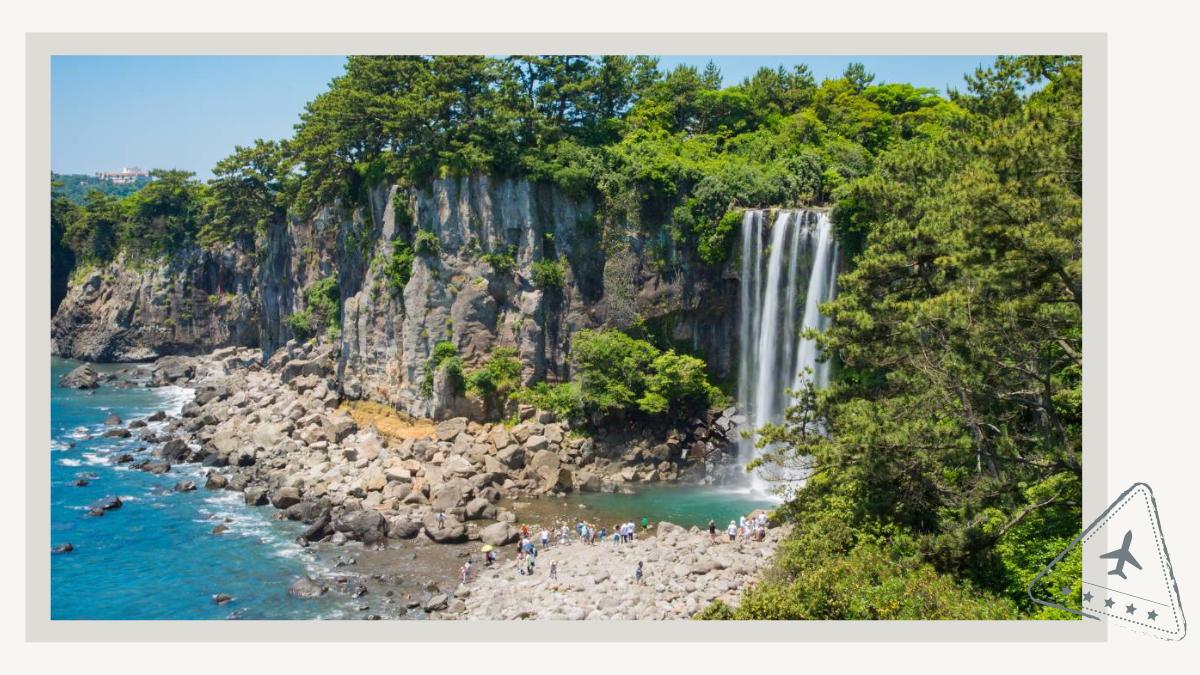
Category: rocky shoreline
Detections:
[{"x1": 58, "y1": 341, "x2": 777, "y2": 619}]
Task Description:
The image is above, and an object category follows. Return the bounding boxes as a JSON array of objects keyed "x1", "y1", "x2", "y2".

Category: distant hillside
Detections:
[{"x1": 51, "y1": 172, "x2": 151, "y2": 204}]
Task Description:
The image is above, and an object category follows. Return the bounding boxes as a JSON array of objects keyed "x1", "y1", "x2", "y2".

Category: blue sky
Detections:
[{"x1": 51, "y1": 55, "x2": 996, "y2": 178}]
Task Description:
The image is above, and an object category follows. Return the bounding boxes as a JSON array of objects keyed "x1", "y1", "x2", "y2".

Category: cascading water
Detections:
[{"x1": 735, "y1": 209, "x2": 839, "y2": 493}]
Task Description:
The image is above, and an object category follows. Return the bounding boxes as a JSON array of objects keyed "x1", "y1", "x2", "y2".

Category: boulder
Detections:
[
  {"x1": 270, "y1": 487, "x2": 302, "y2": 509},
  {"x1": 423, "y1": 593, "x2": 449, "y2": 612},
  {"x1": 497, "y1": 445, "x2": 525, "y2": 470},
  {"x1": 479, "y1": 522, "x2": 518, "y2": 547},
  {"x1": 387, "y1": 518, "x2": 422, "y2": 539},
  {"x1": 529, "y1": 448, "x2": 560, "y2": 472},
  {"x1": 524, "y1": 435, "x2": 549, "y2": 453},
  {"x1": 421, "y1": 513, "x2": 467, "y2": 543},
  {"x1": 104, "y1": 412, "x2": 123, "y2": 426},
  {"x1": 158, "y1": 437, "x2": 191, "y2": 462},
  {"x1": 151, "y1": 356, "x2": 196, "y2": 386},
  {"x1": 288, "y1": 576, "x2": 327, "y2": 599},
  {"x1": 299, "y1": 514, "x2": 331, "y2": 542},
  {"x1": 59, "y1": 364, "x2": 99, "y2": 389},
  {"x1": 91, "y1": 495, "x2": 123, "y2": 512},
  {"x1": 52, "y1": 543, "x2": 75, "y2": 554},
  {"x1": 102, "y1": 428, "x2": 132, "y2": 439},
  {"x1": 464, "y1": 497, "x2": 497, "y2": 521},
  {"x1": 333, "y1": 510, "x2": 388, "y2": 544},
  {"x1": 436, "y1": 417, "x2": 469, "y2": 442},
  {"x1": 173, "y1": 480, "x2": 197, "y2": 492},
  {"x1": 204, "y1": 472, "x2": 228, "y2": 490},
  {"x1": 243, "y1": 486, "x2": 269, "y2": 506},
  {"x1": 140, "y1": 461, "x2": 170, "y2": 475},
  {"x1": 442, "y1": 455, "x2": 474, "y2": 477},
  {"x1": 430, "y1": 484, "x2": 465, "y2": 512}
]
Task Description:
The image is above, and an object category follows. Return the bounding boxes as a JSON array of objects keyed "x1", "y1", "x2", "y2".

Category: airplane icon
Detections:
[{"x1": 1100, "y1": 529, "x2": 1143, "y2": 580}]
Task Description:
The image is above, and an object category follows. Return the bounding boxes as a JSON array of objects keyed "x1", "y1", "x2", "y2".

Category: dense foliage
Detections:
[
  {"x1": 54, "y1": 55, "x2": 962, "y2": 281},
  {"x1": 284, "y1": 276, "x2": 341, "y2": 341},
  {"x1": 513, "y1": 329, "x2": 723, "y2": 426},
  {"x1": 739, "y1": 56, "x2": 1083, "y2": 619}
]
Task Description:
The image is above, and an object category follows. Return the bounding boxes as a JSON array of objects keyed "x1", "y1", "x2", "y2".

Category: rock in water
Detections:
[
  {"x1": 52, "y1": 543, "x2": 74, "y2": 554},
  {"x1": 288, "y1": 576, "x2": 327, "y2": 599},
  {"x1": 173, "y1": 480, "x2": 197, "y2": 492},
  {"x1": 212, "y1": 593, "x2": 233, "y2": 605},
  {"x1": 59, "y1": 364, "x2": 99, "y2": 389}
]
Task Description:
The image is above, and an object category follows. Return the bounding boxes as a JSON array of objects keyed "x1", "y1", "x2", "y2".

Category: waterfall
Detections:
[{"x1": 735, "y1": 209, "x2": 839, "y2": 493}]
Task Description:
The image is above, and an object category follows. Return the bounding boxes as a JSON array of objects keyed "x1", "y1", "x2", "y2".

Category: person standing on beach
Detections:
[
  {"x1": 727, "y1": 521, "x2": 737, "y2": 542},
  {"x1": 549, "y1": 561, "x2": 558, "y2": 580},
  {"x1": 708, "y1": 519, "x2": 717, "y2": 540},
  {"x1": 635, "y1": 561, "x2": 644, "y2": 585},
  {"x1": 540, "y1": 528, "x2": 550, "y2": 549},
  {"x1": 642, "y1": 516, "x2": 649, "y2": 531},
  {"x1": 436, "y1": 511, "x2": 446, "y2": 529}
]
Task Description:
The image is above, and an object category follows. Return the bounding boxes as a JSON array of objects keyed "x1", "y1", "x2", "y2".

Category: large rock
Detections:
[
  {"x1": 158, "y1": 437, "x2": 191, "y2": 462},
  {"x1": 422, "y1": 513, "x2": 467, "y2": 543},
  {"x1": 58, "y1": 364, "x2": 99, "y2": 389},
  {"x1": 529, "y1": 449, "x2": 560, "y2": 474},
  {"x1": 280, "y1": 357, "x2": 333, "y2": 384},
  {"x1": 430, "y1": 484, "x2": 465, "y2": 512},
  {"x1": 243, "y1": 486, "x2": 269, "y2": 506},
  {"x1": 333, "y1": 510, "x2": 388, "y2": 544},
  {"x1": 497, "y1": 445, "x2": 525, "y2": 470},
  {"x1": 270, "y1": 487, "x2": 302, "y2": 509},
  {"x1": 387, "y1": 517, "x2": 422, "y2": 539},
  {"x1": 150, "y1": 356, "x2": 197, "y2": 386},
  {"x1": 479, "y1": 522, "x2": 518, "y2": 547},
  {"x1": 288, "y1": 576, "x2": 327, "y2": 598},
  {"x1": 442, "y1": 455, "x2": 474, "y2": 478},
  {"x1": 464, "y1": 497, "x2": 497, "y2": 521},
  {"x1": 436, "y1": 417, "x2": 468, "y2": 442}
]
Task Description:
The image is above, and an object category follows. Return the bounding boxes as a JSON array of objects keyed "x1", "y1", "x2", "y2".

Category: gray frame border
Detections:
[{"x1": 26, "y1": 32, "x2": 1107, "y2": 643}]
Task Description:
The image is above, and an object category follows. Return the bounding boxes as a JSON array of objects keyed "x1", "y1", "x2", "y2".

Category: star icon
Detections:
[
  {"x1": 1126, "y1": 603, "x2": 1137, "y2": 615},
  {"x1": 1147, "y1": 610, "x2": 1158, "y2": 621},
  {"x1": 1082, "y1": 591, "x2": 1094, "y2": 603},
  {"x1": 1104, "y1": 597, "x2": 1115, "y2": 608}
]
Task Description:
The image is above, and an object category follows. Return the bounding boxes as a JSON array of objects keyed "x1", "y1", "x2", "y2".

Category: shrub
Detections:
[
  {"x1": 383, "y1": 239, "x2": 415, "y2": 297},
  {"x1": 414, "y1": 229, "x2": 441, "y2": 256},
  {"x1": 284, "y1": 310, "x2": 315, "y2": 341},
  {"x1": 464, "y1": 347, "x2": 523, "y2": 400},
  {"x1": 303, "y1": 276, "x2": 341, "y2": 333},
  {"x1": 530, "y1": 258, "x2": 565, "y2": 289},
  {"x1": 421, "y1": 340, "x2": 461, "y2": 397},
  {"x1": 481, "y1": 245, "x2": 517, "y2": 275},
  {"x1": 511, "y1": 381, "x2": 585, "y2": 422},
  {"x1": 554, "y1": 328, "x2": 723, "y2": 424},
  {"x1": 693, "y1": 599, "x2": 736, "y2": 620}
]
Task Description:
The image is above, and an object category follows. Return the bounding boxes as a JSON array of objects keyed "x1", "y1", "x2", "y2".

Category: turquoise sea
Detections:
[{"x1": 49, "y1": 357, "x2": 361, "y2": 620}]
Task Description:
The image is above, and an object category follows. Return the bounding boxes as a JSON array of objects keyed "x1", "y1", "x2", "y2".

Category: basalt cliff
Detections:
[{"x1": 52, "y1": 176, "x2": 739, "y2": 421}]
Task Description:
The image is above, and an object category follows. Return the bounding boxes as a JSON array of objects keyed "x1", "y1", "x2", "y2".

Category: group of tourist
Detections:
[
  {"x1": 707, "y1": 512, "x2": 769, "y2": 542},
  {"x1": 456, "y1": 511, "x2": 770, "y2": 585}
]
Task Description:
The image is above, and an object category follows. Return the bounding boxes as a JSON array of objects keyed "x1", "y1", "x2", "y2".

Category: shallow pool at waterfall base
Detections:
[
  {"x1": 513, "y1": 485, "x2": 778, "y2": 531},
  {"x1": 49, "y1": 357, "x2": 779, "y2": 619}
]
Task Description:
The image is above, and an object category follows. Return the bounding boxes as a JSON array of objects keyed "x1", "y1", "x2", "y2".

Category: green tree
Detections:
[
  {"x1": 200, "y1": 139, "x2": 288, "y2": 246},
  {"x1": 120, "y1": 169, "x2": 206, "y2": 258}
]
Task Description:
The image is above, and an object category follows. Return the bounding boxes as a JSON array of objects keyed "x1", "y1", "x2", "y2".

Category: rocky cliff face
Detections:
[
  {"x1": 51, "y1": 247, "x2": 259, "y2": 362},
  {"x1": 52, "y1": 175, "x2": 739, "y2": 418}
]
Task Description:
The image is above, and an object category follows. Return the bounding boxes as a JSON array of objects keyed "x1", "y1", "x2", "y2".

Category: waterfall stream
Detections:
[{"x1": 735, "y1": 209, "x2": 839, "y2": 493}]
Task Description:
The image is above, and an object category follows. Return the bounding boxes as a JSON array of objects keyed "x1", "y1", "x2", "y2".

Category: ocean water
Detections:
[{"x1": 49, "y1": 357, "x2": 357, "y2": 620}]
